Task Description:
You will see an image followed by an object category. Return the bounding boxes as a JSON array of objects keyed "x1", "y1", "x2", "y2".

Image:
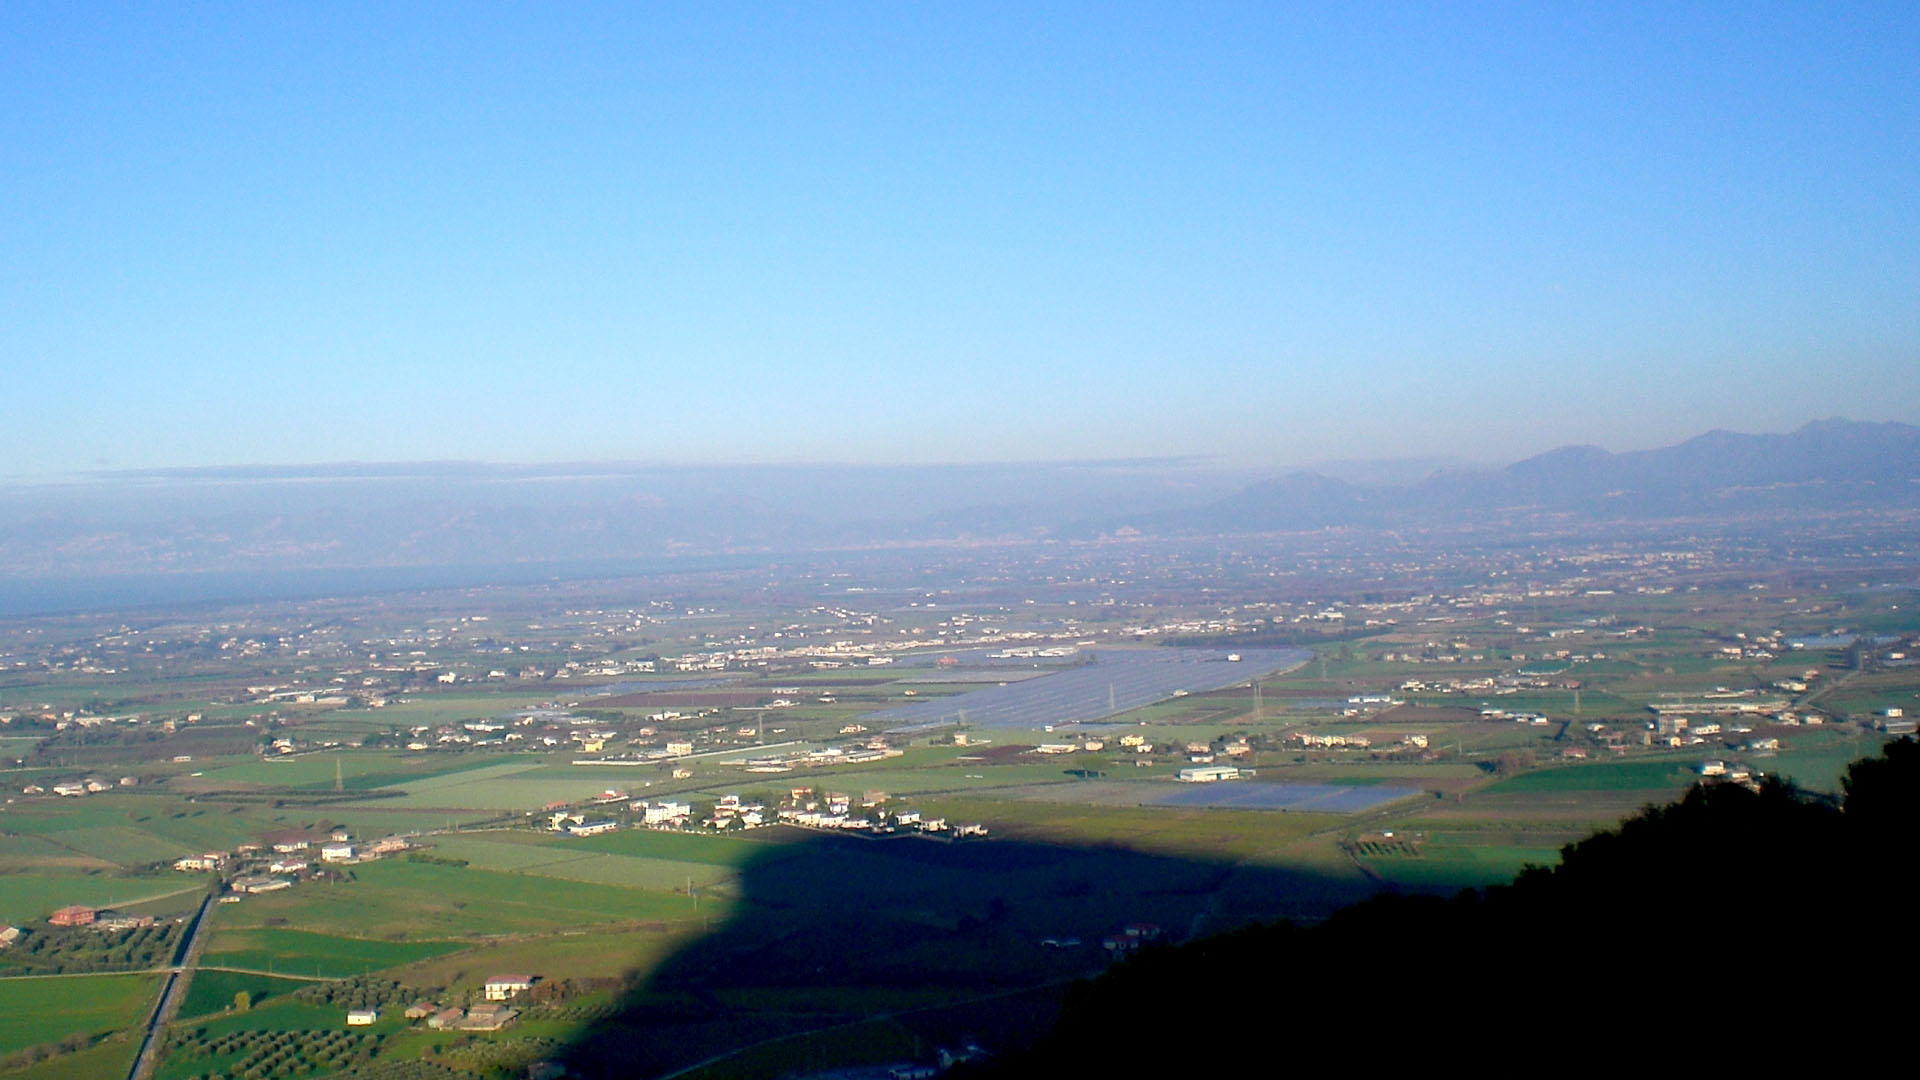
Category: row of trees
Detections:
[
  {"x1": 0, "y1": 921, "x2": 181, "y2": 975},
  {"x1": 166, "y1": 1026, "x2": 382, "y2": 1079}
]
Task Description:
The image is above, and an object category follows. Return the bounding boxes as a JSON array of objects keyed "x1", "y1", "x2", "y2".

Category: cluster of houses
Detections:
[
  {"x1": 774, "y1": 787, "x2": 985, "y2": 836},
  {"x1": 1183, "y1": 737, "x2": 1253, "y2": 763},
  {"x1": 262, "y1": 734, "x2": 354, "y2": 757},
  {"x1": 43, "y1": 711, "x2": 152, "y2": 731},
  {"x1": 1273, "y1": 730, "x2": 1432, "y2": 757},
  {"x1": 1290, "y1": 732, "x2": 1372, "y2": 750},
  {"x1": 1381, "y1": 650, "x2": 1491, "y2": 665},
  {"x1": 1647, "y1": 688, "x2": 1795, "y2": 719},
  {"x1": 548, "y1": 810, "x2": 622, "y2": 836},
  {"x1": 543, "y1": 784, "x2": 990, "y2": 838},
  {"x1": 171, "y1": 829, "x2": 411, "y2": 895},
  {"x1": 542, "y1": 787, "x2": 987, "y2": 838},
  {"x1": 1099, "y1": 922, "x2": 1164, "y2": 954},
  {"x1": 1395, "y1": 664, "x2": 1579, "y2": 697},
  {"x1": 1480, "y1": 708, "x2": 1555, "y2": 726},
  {"x1": 634, "y1": 798, "x2": 693, "y2": 826},
  {"x1": 1647, "y1": 714, "x2": 1794, "y2": 751},
  {"x1": 1003, "y1": 733, "x2": 1266, "y2": 767},
  {"x1": 721, "y1": 738, "x2": 905, "y2": 774},
  {"x1": 20, "y1": 775, "x2": 136, "y2": 797},
  {"x1": 394, "y1": 974, "x2": 537, "y2": 1032},
  {"x1": 1713, "y1": 629, "x2": 1787, "y2": 662},
  {"x1": 391, "y1": 697, "x2": 925, "y2": 776},
  {"x1": 707, "y1": 793, "x2": 765, "y2": 827},
  {"x1": 651, "y1": 617, "x2": 1086, "y2": 675},
  {"x1": 1342, "y1": 694, "x2": 1403, "y2": 717},
  {"x1": 396, "y1": 702, "x2": 724, "y2": 754},
  {"x1": 1697, "y1": 759, "x2": 1765, "y2": 790}
]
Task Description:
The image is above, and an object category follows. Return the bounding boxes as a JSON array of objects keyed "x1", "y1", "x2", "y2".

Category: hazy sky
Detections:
[{"x1": 4, "y1": 3, "x2": 1917, "y2": 476}]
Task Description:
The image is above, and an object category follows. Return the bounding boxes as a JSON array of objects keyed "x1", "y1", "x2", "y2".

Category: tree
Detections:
[
  {"x1": 1841, "y1": 734, "x2": 1919, "y2": 824},
  {"x1": 233, "y1": 990, "x2": 251, "y2": 1012},
  {"x1": 1493, "y1": 749, "x2": 1535, "y2": 776}
]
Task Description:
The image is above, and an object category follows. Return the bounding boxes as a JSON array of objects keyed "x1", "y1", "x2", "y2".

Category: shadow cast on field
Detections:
[{"x1": 547, "y1": 829, "x2": 1378, "y2": 1079}]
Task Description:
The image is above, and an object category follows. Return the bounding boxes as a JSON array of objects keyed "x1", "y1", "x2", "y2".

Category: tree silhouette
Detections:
[{"x1": 969, "y1": 738, "x2": 1920, "y2": 1075}]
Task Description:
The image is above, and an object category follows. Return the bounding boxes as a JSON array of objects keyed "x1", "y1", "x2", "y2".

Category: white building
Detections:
[
  {"x1": 484, "y1": 975, "x2": 535, "y2": 1001},
  {"x1": 638, "y1": 800, "x2": 692, "y2": 824},
  {"x1": 1176, "y1": 765, "x2": 1241, "y2": 783}
]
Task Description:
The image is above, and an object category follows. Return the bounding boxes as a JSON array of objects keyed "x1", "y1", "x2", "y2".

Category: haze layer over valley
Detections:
[{"x1": 5, "y1": 420, "x2": 1916, "y2": 606}]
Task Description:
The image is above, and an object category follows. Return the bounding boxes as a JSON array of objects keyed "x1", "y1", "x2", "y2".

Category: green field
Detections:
[
  {"x1": 1359, "y1": 837, "x2": 1563, "y2": 891},
  {"x1": 0, "y1": 873, "x2": 201, "y2": 926},
  {"x1": 1480, "y1": 758, "x2": 1704, "y2": 794},
  {"x1": 564, "y1": 826, "x2": 791, "y2": 866},
  {"x1": 0, "y1": 973, "x2": 159, "y2": 1055},
  {"x1": 393, "y1": 927, "x2": 684, "y2": 989},
  {"x1": 911, "y1": 795, "x2": 1332, "y2": 864},
  {"x1": 50, "y1": 826, "x2": 190, "y2": 867},
  {"x1": 178, "y1": 998, "x2": 360, "y2": 1040},
  {"x1": 424, "y1": 834, "x2": 738, "y2": 890},
  {"x1": 201, "y1": 928, "x2": 468, "y2": 979},
  {"x1": 1762, "y1": 736, "x2": 1889, "y2": 792},
  {"x1": 176, "y1": 969, "x2": 316, "y2": 1020},
  {"x1": 3, "y1": 1034, "x2": 140, "y2": 1080},
  {"x1": 0, "y1": 567, "x2": 1908, "y2": 1080},
  {"x1": 0, "y1": 833, "x2": 112, "y2": 871},
  {"x1": 194, "y1": 751, "x2": 513, "y2": 791},
  {"x1": 335, "y1": 759, "x2": 646, "y2": 812},
  {"x1": 1, "y1": 797, "x2": 274, "y2": 867},
  {"x1": 209, "y1": 859, "x2": 706, "y2": 938}
]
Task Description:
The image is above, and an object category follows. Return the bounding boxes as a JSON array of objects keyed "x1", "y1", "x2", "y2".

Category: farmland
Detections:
[
  {"x1": 175, "y1": 969, "x2": 313, "y2": 1020},
  {"x1": 0, "y1": 974, "x2": 160, "y2": 1057},
  {"x1": 0, "y1": 874, "x2": 201, "y2": 928},
  {"x1": 206, "y1": 860, "x2": 706, "y2": 940},
  {"x1": 201, "y1": 928, "x2": 468, "y2": 979},
  {"x1": 1, "y1": 528, "x2": 1916, "y2": 1078}
]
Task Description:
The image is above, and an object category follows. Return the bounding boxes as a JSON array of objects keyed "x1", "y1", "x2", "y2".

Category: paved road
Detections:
[
  {"x1": 127, "y1": 890, "x2": 216, "y2": 1080},
  {"x1": 1798, "y1": 664, "x2": 1862, "y2": 712}
]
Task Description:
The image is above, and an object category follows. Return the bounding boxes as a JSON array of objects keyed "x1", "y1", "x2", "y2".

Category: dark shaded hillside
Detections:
[
  {"x1": 549, "y1": 828, "x2": 1377, "y2": 1079},
  {"x1": 971, "y1": 738, "x2": 1920, "y2": 1074}
]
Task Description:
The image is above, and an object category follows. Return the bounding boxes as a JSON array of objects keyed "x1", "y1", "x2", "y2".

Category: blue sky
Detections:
[{"x1": 3, "y1": 3, "x2": 1916, "y2": 475}]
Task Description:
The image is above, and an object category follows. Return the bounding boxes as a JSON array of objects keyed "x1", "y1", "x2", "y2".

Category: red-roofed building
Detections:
[{"x1": 48, "y1": 905, "x2": 96, "y2": 926}]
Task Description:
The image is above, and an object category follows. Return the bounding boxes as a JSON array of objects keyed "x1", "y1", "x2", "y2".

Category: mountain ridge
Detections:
[
  {"x1": 1099, "y1": 418, "x2": 1920, "y2": 536},
  {"x1": 1, "y1": 419, "x2": 1915, "y2": 582}
]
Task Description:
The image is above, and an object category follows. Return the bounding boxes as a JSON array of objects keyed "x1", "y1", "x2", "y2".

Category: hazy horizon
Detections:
[
  {"x1": 4, "y1": 414, "x2": 1906, "y2": 487},
  {"x1": 6, "y1": 6, "x2": 1918, "y2": 477}
]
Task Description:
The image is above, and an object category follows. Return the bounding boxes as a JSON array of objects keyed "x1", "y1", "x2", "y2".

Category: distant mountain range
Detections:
[
  {"x1": 0, "y1": 420, "x2": 1914, "y2": 589},
  {"x1": 1102, "y1": 418, "x2": 1920, "y2": 536}
]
